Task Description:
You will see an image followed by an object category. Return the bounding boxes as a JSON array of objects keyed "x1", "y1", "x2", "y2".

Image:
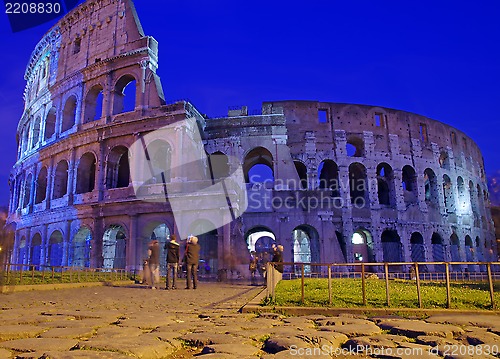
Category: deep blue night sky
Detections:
[{"x1": 0, "y1": 0, "x2": 499, "y2": 207}]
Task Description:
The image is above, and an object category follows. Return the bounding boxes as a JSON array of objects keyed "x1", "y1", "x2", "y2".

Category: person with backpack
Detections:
[{"x1": 183, "y1": 236, "x2": 200, "y2": 289}]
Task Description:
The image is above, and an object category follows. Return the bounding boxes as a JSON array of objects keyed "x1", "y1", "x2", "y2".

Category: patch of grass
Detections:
[
  {"x1": 1, "y1": 270, "x2": 129, "y2": 285},
  {"x1": 266, "y1": 278, "x2": 500, "y2": 310}
]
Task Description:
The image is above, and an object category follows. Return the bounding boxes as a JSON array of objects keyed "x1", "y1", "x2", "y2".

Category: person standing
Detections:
[
  {"x1": 148, "y1": 239, "x2": 160, "y2": 289},
  {"x1": 271, "y1": 244, "x2": 284, "y2": 274},
  {"x1": 165, "y1": 234, "x2": 180, "y2": 289},
  {"x1": 249, "y1": 251, "x2": 258, "y2": 285},
  {"x1": 184, "y1": 236, "x2": 200, "y2": 289}
]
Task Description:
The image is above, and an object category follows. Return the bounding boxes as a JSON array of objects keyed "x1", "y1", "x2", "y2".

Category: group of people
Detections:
[
  {"x1": 249, "y1": 244, "x2": 284, "y2": 284},
  {"x1": 143, "y1": 234, "x2": 200, "y2": 290}
]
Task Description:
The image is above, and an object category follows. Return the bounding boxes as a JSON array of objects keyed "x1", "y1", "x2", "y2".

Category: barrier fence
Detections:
[
  {"x1": 0, "y1": 263, "x2": 129, "y2": 286},
  {"x1": 266, "y1": 261, "x2": 500, "y2": 309}
]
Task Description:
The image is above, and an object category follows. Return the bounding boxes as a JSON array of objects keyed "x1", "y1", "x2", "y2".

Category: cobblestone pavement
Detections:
[{"x1": 0, "y1": 282, "x2": 499, "y2": 358}]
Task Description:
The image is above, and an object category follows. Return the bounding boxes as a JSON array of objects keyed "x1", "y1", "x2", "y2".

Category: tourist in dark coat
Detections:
[
  {"x1": 271, "y1": 244, "x2": 284, "y2": 274},
  {"x1": 165, "y1": 234, "x2": 180, "y2": 289},
  {"x1": 148, "y1": 239, "x2": 160, "y2": 289},
  {"x1": 184, "y1": 236, "x2": 200, "y2": 289}
]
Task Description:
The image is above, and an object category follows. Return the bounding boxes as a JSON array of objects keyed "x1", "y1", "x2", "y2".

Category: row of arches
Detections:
[
  {"x1": 12, "y1": 146, "x2": 129, "y2": 211},
  {"x1": 15, "y1": 221, "x2": 220, "y2": 274},
  {"x1": 18, "y1": 74, "x2": 137, "y2": 160}
]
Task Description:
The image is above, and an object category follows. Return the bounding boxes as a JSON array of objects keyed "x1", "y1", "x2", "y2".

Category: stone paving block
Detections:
[
  {"x1": 0, "y1": 338, "x2": 78, "y2": 352},
  {"x1": 94, "y1": 326, "x2": 144, "y2": 338},
  {"x1": 426, "y1": 314, "x2": 500, "y2": 329},
  {"x1": 0, "y1": 348, "x2": 11, "y2": 359},
  {"x1": 39, "y1": 327, "x2": 95, "y2": 339},
  {"x1": 319, "y1": 322, "x2": 382, "y2": 336},
  {"x1": 343, "y1": 334, "x2": 400, "y2": 350},
  {"x1": 41, "y1": 318, "x2": 107, "y2": 329},
  {"x1": 0, "y1": 325, "x2": 47, "y2": 341},
  {"x1": 459, "y1": 327, "x2": 500, "y2": 347},
  {"x1": 282, "y1": 316, "x2": 316, "y2": 329},
  {"x1": 37, "y1": 350, "x2": 132, "y2": 358},
  {"x1": 379, "y1": 320, "x2": 464, "y2": 338},
  {"x1": 180, "y1": 332, "x2": 243, "y2": 346},
  {"x1": 201, "y1": 343, "x2": 261, "y2": 356}
]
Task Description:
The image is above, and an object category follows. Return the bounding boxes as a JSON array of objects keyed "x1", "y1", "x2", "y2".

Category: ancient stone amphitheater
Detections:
[{"x1": 7, "y1": 0, "x2": 497, "y2": 275}]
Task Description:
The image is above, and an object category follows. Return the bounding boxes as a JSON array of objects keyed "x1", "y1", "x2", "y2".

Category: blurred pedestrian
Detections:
[
  {"x1": 165, "y1": 234, "x2": 180, "y2": 290},
  {"x1": 148, "y1": 239, "x2": 160, "y2": 289},
  {"x1": 184, "y1": 236, "x2": 200, "y2": 289}
]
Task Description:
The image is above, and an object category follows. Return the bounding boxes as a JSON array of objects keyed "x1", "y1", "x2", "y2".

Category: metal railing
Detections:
[
  {"x1": 0, "y1": 263, "x2": 130, "y2": 286},
  {"x1": 266, "y1": 261, "x2": 500, "y2": 309}
]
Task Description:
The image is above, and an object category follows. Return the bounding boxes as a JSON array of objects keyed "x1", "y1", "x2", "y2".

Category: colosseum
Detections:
[{"x1": 6, "y1": 0, "x2": 497, "y2": 276}]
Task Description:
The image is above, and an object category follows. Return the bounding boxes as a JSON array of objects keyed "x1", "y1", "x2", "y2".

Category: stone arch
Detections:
[
  {"x1": 450, "y1": 232, "x2": 460, "y2": 269},
  {"x1": 465, "y1": 235, "x2": 474, "y2": 263},
  {"x1": 318, "y1": 160, "x2": 339, "y2": 195},
  {"x1": 23, "y1": 173, "x2": 33, "y2": 208},
  {"x1": 30, "y1": 233, "x2": 42, "y2": 267},
  {"x1": 84, "y1": 84, "x2": 104, "y2": 123},
  {"x1": 245, "y1": 226, "x2": 276, "y2": 253},
  {"x1": 431, "y1": 232, "x2": 445, "y2": 271},
  {"x1": 346, "y1": 135, "x2": 364, "y2": 157},
  {"x1": 351, "y1": 228, "x2": 374, "y2": 263},
  {"x1": 48, "y1": 230, "x2": 64, "y2": 267},
  {"x1": 61, "y1": 95, "x2": 77, "y2": 132},
  {"x1": 377, "y1": 162, "x2": 395, "y2": 207},
  {"x1": 424, "y1": 168, "x2": 439, "y2": 207},
  {"x1": 31, "y1": 116, "x2": 41, "y2": 149},
  {"x1": 292, "y1": 225, "x2": 320, "y2": 269},
  {"x1": 76, "y1": 152, "x2": 97, "y2": 194},
  {"x1": 381, "y1": 229, "x2": 402, "y2": 265},
  {"x1": 102, "y1": 225, "x2": 127, "y2": 269},
  {"x1": 402, "y1": 165, "x2": 418, "y2": 204},
  {"x1": 349, "y1": 162, "x2": 368, "y2": 207},
  {"x1": 189, "y1": 219, "x2": 219, "y2": 273},
  {"x1": 145, "y1": 139, "x2": 172, "y2": 184},
  {"x1": 53, "y1": 160, "x2": 69, "y2": 199},
  {"x1": 457, "y1": 176, "x2": 468, "y2": 213},
  {"x1": 293, "y1": 160, "x2": 307, "y2": 189},
  {"x1": 243, "y1": 147, "x2": 274, "y2": 183},
  {"x1": 439, "y1": 151, "x2": 450, "y2": 169},
  {"x1": 106, "y1": 146, "x2": 130, "y2": 189},
  {"x1": 469, "y1": 181, "x2": 479, "y2": 226},
  {"x1": 410, "y1": 232, "x2": 425, "y2": 262},
  {"x1": 443, "y1": 175, "x2": 456, "y2": 213},
  {"x1": 35, "y1": 166, "x2": 47, "y2": 204},
  {"x1": 44, "y1": 107, "x2": 56, "y2": 140},
  {"x1": 21, "y1": 124, "x2": 29, "y2": 154},
  {"x1": 208, "y1": 151, "x2": 229, "y2": 180},
  {"x1": 70, "y1": 227, "x2": 91, "y2": 267},
  {"x1": 113, "y1": 74, "x2": 136, "y2": 114},
  {"x1": 146, "y1": 222, "x2": 171, "y2": 275},
  {"x1": 18, "y1": 236, "x2": 27, "y2": 265}
]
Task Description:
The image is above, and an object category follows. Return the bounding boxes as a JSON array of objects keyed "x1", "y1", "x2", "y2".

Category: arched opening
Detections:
[
  {"x1": 84, "y1": 84, "x2": 104, "y2": 123},
  {"x1": 208, "y1": 151, "x2": 229, "y2": 180},
  {"x1": 113, "y1": 75, "x2": 136, "y2": 114},
  {"x1": 246, "y1": 227, "x2": 276, "y2": 278},
  {"x1": 102, "y1": 225, "x2": 127, "y2": 269},
  {"x1": 189, "y1": 220, "x2": 218, "y2": 274},
  {"x1": 465, "y1": 235, "x2": 474, "y2": 263},
  {"x1": 52, "y1": 160, "x2": 69, "y2": 199},
  {"x1": 346, "y1": 136, "x2": 364, "y2": 157},
  {"x1": 377, "y1": 163, "x2": 395, "y2": 206},
  {"x1": 30, "y1": 233, "x2": 42, "y2": 268},
  {"x1": 76, "y1": 152, "x2": 97, "y2": 194},
  {"x1": 23, "y1": 174, "x2": 32, "y2": 208},
  {"x1": 402, "y1": 165, "x2": 418, "y2": 204},
  {"x1": 318, "y1": 160, "x2": 339, "y2": 195},
  {"x1": 424, "y1": 168, "x2": 439, "y2": 207},
  {"x1": 475, "y1": 236, "x2": 484, "y2": 264},
  {"x1": 31, "y1": 116, "x2": 41, "y2": 149},
  {"x1": 469, "y1": 181, "x2": 479, "y2": 226},
  {"x1": 44, "y1": 107, "x2": 56, "y2": 140},
  {"x1": 450, "y1": 232, "x2": 460, "y2": 270},
  {"x1": 349, "y1": 162, "x2": 369, "y2": 207},
  {"x1": 457, "y1": 177, "x2": 468, "y2": 213},
  {"x1": 145, "y1": 140, "x2": 172, "y2": 184},
  {"x1": 48, "y1": 230, "x2": 64, "y2": 267},
  {"x1": 410, "y1": 232, "x2": 425, "y2": 262},
  {"x1": 21, "y1": 125, "x2": 29, "y2": 154},
  {"x1": 70, "y1": 227, "x2": 91, "y2": 267},
  {"x1": 351, "y1": 229, "x2": 374, "y2": 263},
  {"x1": 106, "y1": 146, "x2": 130, "y2": 189},
  {"x1": 292, "y1": 225, "x2": 320, "y2": 274},
  {"x1": 243, "y1": 147, "x2": 274, "y2": 183},
  {"x1": 443, "y1": 175, "x2": 456, "y2": 213},
  {"x1": 18, "y1": 236, "x2": 27, "y2": 265},
  {"x1": 294, "y1": 161, "x2": 308, "y2": 189},
  {"x1": 439, "y1": 151, "x2": 450, "y2": 169},
  {"x1": 35, "y1": 167, "x2": 47, "y2": 204},
  {"x1": 61, "y1": 95, "x2": 77, "y2": 132},
  {"x1": 148, "y1": 223, "x2": 170, "y2": 275},
  {"x1": 381, "y1": 230, "x2": 402, "y2": 268},
  {"x1": 431, "y1": 232, "x2": 445, "y2": 271}
]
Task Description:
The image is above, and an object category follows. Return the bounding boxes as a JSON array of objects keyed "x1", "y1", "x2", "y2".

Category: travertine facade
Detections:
[{"x1": 7, "y1": 0, "x2": 497, "y2": 275}]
